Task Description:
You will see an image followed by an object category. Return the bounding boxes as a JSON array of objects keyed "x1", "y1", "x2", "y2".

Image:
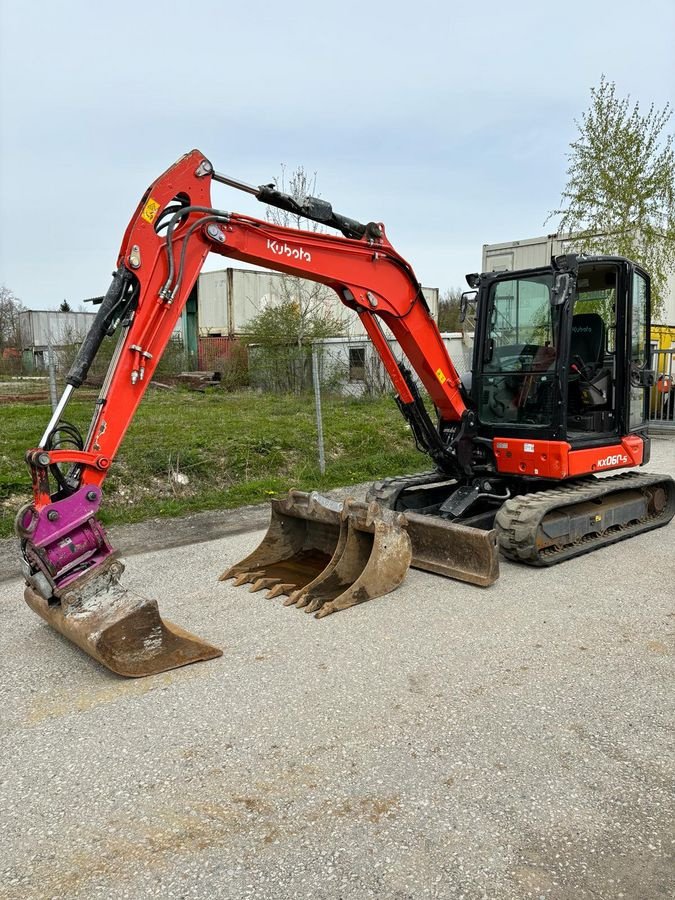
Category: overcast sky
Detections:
[{"x1": 1, "y1": 0, "x2": 673, "y2": 309}]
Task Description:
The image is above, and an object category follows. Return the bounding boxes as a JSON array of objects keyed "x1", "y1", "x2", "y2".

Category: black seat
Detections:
[
  {"x1": 569, "y1": 312, "x2": 611, "y2": 412},
  {"x1": 570, "y1": 313, "x2": 605, "y2": 374}
]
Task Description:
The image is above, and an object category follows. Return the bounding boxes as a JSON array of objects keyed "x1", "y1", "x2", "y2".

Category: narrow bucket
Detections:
[
  {"x1": 23, "y1": 556, "x2": 222, "y2": 677},
  {"x1": 219, "y1": 491, "x2": 344, "y2": 596},
  {"x1": 292, "y1": 503, "x2": 412, "y2": 617},
  {"x1": 221, "y1": 492, "x2": 412, "y2": 617}
]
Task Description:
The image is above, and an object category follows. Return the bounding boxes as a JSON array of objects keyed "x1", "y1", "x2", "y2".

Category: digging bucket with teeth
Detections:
[{"x1": 220, "y1": 491, "x2": 412, "y2": 616}]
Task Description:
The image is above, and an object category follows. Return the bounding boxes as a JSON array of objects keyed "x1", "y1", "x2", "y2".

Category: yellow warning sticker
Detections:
[
  {"x1": 141, "y1": 197, "x2": 161, "y2": 224},
  {"x1": 435, "y1": 368, "x2": 447, "y2": 384}
]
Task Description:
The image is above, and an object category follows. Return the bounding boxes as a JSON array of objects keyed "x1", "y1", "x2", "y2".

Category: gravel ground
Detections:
[{"x1": 1, "y1": 437, "x2": 673, "y2": 900}]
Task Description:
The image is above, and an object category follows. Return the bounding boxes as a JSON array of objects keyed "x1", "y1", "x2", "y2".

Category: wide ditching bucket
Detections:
[
  {"x1": 23, "y1": 556, "x2": 222, "y2": 677},
  {"x1": 220, "y1": 491, "x2": 412, "y2": 617}
]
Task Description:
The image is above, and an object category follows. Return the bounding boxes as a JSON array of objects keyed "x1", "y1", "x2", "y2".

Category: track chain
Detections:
[
  {"x1": 495, "y1": 471, "x2": 675, "y2": 566},
  {"x1": 366, "y1": 471, "x2": 449, "y2": 509}
]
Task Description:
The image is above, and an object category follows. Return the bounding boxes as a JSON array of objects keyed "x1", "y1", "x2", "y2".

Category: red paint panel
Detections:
[
  {"x1": 494, "y1": 434, "x2": 645, "y2": 480},
  {"x1": 493, "y1": 438, "x2": 571, "y2": 479},
  {"x1": 567, "y1": 435, "x2": 644, "y2": 477}
]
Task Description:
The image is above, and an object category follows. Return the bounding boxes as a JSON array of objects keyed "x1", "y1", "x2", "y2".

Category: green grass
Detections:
[{"x1": 0, "y1": 388, "x2": 426, "y2": 538}]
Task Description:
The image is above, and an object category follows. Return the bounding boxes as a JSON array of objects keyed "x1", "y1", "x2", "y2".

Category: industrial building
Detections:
[
  {"x1": 177, "y1": 267, "x2": 440, "y2": 370},
  {"x1": 179, "y1": 267, "x2": 439, "y2": 353},
  {"x1": 18, "y1": 309, "x2": 95, "y2": 371}
]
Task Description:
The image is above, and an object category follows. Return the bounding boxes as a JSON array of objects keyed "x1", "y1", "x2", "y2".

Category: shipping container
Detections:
[
  {"x1": 193, "y1": 268, "x2": 438, "y2": 337},
  {"x1": 482, "y1": 233, "x2": 675, "y2": 326},
  {"x1": 19, "y1": 310, "x2": 96, "y2": 348}
]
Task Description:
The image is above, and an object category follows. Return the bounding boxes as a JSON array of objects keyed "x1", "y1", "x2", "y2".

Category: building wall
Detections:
[
  {"x1": 651, "y1": 325, "x2": 675, "y2": 352},
  {"x1": 264, "y1": 332, "x2": 472, "y2": 397}
]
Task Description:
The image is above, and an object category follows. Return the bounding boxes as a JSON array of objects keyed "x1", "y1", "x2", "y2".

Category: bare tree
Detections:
[
  {"x1": 549, "y1": 76, "x2": 675, "y2": 318},
  {"x1": 262, "y1": 165, "x2": 348, "y2": 347},
  {"x1": 0, "y1": 285, "x2": 25, "y2": 351}
]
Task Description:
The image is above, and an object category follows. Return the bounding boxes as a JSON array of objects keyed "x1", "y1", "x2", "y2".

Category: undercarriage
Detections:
[{"x1": 368, "y1": 470, "x2": 675, "y2": 567}]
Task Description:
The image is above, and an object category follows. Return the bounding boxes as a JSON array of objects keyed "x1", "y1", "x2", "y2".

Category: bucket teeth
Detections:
[
  {"x1": 303, "y1": 518, "x2": 412, "y2": 618},
  {"x1": 23, "y1": 556, "x2": 222, "y2": 678},
  {"x1": 232, "y1": 570, "x2": 264, "y2": 587},
  {"x1": 267, "y1": 582, "x2": 297, "y2": 599},
  {"x1": 221, "y1": 491, "x2": 412, "y2": 618},
  {"x1": 248, "y1": 576, "x2": 281, "y2": 593}
]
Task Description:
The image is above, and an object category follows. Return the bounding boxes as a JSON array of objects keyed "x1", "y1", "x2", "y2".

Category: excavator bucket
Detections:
[
  {"x1": 23, "y1": 556, "x2": 222, "y2": 678},
  {"x1": 220, "y1": 491, "x2": 412, "y2": 617}
]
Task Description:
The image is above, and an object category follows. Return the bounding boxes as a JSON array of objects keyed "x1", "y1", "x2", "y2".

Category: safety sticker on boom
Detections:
[
  {"x1": 435, "y1": 368, "x2": 447, "y2": 384},
  {"x1": 141, "y1": 197, "x2": 161, "y2": 223}
]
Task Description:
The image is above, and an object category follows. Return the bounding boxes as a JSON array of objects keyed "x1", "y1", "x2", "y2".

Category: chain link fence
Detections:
[
  {"x1": 1, "y1": 332, "x2": 474, "y2": 478},
  {"x1": 649, "y1": 347, "x2": 675, "y2": 430}
]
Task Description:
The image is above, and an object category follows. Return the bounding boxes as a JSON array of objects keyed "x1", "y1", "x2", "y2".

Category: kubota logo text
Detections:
[
  {"x1": 596, "y1": 453, "x2": 628, "y2": 468},
  {"x1": 267, "y1": 239, "x2": 311, "y2": 262}
]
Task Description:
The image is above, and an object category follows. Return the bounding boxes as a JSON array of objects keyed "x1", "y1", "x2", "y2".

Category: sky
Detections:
[{"x1": 1, "y1": 0, "x2": 673, "y2": 309}]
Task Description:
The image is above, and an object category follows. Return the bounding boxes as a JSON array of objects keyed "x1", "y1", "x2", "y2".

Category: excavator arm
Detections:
[
  {"x1": 16, "y1": 150, "x2": 489, "y2": 678},
  {"x1": 34, "y1": 148, "x2": 469, "y2": 504}
]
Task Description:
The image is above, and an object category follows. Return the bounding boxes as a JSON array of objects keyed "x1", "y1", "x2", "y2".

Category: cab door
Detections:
[{"x1": 626, "y1": 267, "x2": 652, "y2": 432}]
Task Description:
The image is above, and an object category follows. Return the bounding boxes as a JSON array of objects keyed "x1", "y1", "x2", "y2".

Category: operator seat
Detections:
[
  {"x1": 569, "y1": 312, "x2": 610, "y2": 409},
  {"x1": 570, "y1": 313, "x2": 605, "y2": 374}
]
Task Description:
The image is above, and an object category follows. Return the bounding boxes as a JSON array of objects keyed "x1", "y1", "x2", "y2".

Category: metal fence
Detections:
[{"x1": 649, "y1": 348, "x2": 675, "y2": 430}]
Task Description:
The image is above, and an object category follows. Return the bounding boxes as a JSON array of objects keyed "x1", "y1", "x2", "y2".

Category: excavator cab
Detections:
[{"x1": 472, "y1": 256, "x2": 653, "y2": 449}]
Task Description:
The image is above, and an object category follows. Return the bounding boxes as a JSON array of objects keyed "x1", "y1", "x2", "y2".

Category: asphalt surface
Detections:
[{"x1": 1, "y1": 438, "x2": 673, "y2": 900}]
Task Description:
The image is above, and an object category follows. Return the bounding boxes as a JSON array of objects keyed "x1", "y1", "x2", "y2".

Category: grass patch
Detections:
[{"x1": 0, "y1": 388, "x2": 426, "y2": 538}]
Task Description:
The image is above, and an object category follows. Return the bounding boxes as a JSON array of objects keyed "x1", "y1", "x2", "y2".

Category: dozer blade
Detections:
[
  {"x1": 221, "y1": 491, "x2": 412, "y2": 617},
  {"x1": 23, "y1": 556, "x2": 222, "y2": 678},
  {"x1": 405, "y1": 512, "x2": 499, "y2": 587}
]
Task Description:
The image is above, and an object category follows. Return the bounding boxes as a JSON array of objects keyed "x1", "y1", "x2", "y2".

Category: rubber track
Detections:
[
  {"x1": 495, "y1": 471, "x2": 675, "y2": 566},
  {"x1": 367, "y1": 471, "x2": 449, "y2": 509}
]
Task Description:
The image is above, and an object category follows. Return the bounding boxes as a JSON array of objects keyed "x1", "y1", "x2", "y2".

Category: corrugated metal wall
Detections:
[
  {"x1": 195, "y1": 268, "x2": 439, "y2": 337},
  {"x1": 198, "y1": 336, "x2": 240, "y2": 370},
  {"x1": 19, "y1": 310, "x2": 95, "y2": 348}
]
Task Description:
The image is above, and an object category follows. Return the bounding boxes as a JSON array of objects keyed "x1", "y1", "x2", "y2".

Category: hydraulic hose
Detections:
[{"x1": 66, "y1": 267, "x2": 132, "y2": 388}]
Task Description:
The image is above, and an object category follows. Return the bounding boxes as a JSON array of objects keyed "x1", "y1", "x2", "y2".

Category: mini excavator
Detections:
[{"x1": 16, "y1": 150, "x2": 674, "y2": 676}]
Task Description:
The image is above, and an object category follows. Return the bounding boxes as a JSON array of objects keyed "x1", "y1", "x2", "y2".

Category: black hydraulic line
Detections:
[
  {"x1": 394, "y1": 364, "x2": 455, "y2": 471},
  {"x1": 161, "y1": 205, "x2": 231, "y2": 296},
  {"x1": 44, "y1": 421, "x2": 84, "y2": 493},
  {"x1": 212, "y1": 170, "x2": 381, "y2": 241},
  {"x1": 171, "y1": 214, "x2": 231, "y2": 299},
  {"x1": 66, "y1": 267, "x2": 135, "y2": 388}
]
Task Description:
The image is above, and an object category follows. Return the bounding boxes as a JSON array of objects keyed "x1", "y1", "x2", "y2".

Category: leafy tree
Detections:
[
  {"x1": 549, "y1": 76, "x2": 675, "y2": 318},
  {"x1": 59, "y1": 299, "x2": 72, "y2": 312},
  {"x1": 244, "y1": 300, "x2": 345, "y2": 347},
  {"x1": 437, "y1": 288, "x2": 464, "y2": 332},
  {"x1": 0, "y1": 285, "x2": 24, "y2": 351}
]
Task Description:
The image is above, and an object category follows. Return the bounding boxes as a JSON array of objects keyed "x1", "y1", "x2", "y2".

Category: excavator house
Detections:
[{"x1": 16, "y1": 150, "x2": 674, "y2": 676}]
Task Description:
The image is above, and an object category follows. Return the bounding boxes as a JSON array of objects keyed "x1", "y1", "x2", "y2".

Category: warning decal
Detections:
[
  {"x1": 141, "y1": 197, "x2": 161, "y2": 224},
  {"x1": 435, "y1": 368, "x2": 447, "y2": 384}
]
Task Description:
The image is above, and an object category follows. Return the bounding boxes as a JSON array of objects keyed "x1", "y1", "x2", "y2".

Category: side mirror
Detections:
[
  {"x1": 459, "y1": 290, "x2": 478, "y2": 323},
  {"x1": 551, "y1": 272, "x2": 573, "y2": 306}
]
